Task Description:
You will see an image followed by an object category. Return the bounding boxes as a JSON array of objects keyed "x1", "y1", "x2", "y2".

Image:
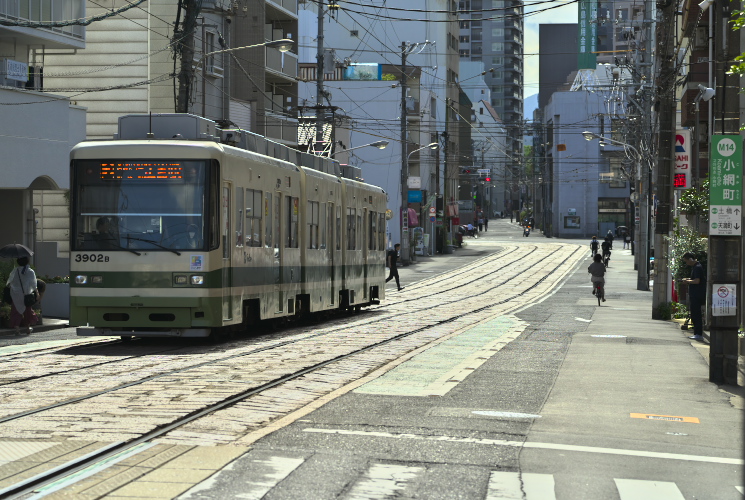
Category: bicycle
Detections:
[{"x1": 593, "y1": 280, "x2": 605, "y2": 305}]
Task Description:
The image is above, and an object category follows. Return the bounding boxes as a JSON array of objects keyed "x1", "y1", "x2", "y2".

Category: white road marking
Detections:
[
  {"x1": 302, "y1": 428, "x2": 744, "y2": 465},
  {"x1": 737, "y1": 485, "x2": 744, "y2": 494},
  {"x1": 591, "y1": 335, "x2": 627, "y2": 338},
  {"x1": 180, "y1": 455, "x2": 304, "y2": 500},
  {"x1": 486, "y1": 471, "x2": 555, "y2": 500},
  {"x1": 472, "y1": 411, "x2": 542, "y2": 419},
  {"x1": 346, "y1": 463, "x2": 424, "y2": 500},
  {"x1": 614, "y1": 478, "x2": 685, "y2": 500},
  {"x1": 575, "y1": 317, "x2": 592, "y2": 323}
]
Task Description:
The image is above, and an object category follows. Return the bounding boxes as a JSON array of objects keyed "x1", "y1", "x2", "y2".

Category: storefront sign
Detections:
[{"x1": 674, "y1": 130, "x2": 690, "y2": 189}]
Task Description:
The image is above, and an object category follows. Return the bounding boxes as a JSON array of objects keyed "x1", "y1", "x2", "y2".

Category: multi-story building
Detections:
[
  {"x1": 297, "y1": 1, "x2": 461, "y2": 254},
  {"x1": 44, "y1": 0, "x2": 298, "y2": 145},
  {"x1": 458, "y1": 0, "x2": 524, "y2": 215},
  {"x1": 0, "y1": 0, "x2": 87, "y2": 276}
]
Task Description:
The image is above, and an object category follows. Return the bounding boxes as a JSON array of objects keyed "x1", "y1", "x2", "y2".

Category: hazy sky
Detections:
[{"x1": 523, "y1": 1, "x2": 579, "y2": 97}]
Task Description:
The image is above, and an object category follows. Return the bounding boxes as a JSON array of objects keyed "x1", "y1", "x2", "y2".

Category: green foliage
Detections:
[
  {"x1": 673, "y1": 303, "x2": 689, "y2": 319},
  {"x1": 0, "y1": 260, "x2": 14, "y2": 288},
  {"x1": 678, "y1": 179, "x2": 709, "y2": 219},
  {"x1": 667, "y1": 219, "x2": 707, "y2": 295},
  {"x1": 656, "y1": 301, "x2": 675, "y2": 321},
  {"x1": 382, "y1": 73, "x2": 396, "y2": 81}
]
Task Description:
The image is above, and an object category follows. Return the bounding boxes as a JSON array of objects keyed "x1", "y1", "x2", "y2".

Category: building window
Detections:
[
  {"x1": 460, "y1": 49, "x2": 471, "y2": 57},
  {"x1": 460, "y1": 35, "x2": 470, "y2": 43},
  {"x1": 491, "y1": 42, "x2": 504, "y2": 52},
  {"x1": 459, "y1": 20, "x2": 470, "y2": 29}
]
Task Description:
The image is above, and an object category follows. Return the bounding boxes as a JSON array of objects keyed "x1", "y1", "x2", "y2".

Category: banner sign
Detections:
[
  {"x1": 578, "y1": 0, "x2": 598, "y2": 69},
  {"x1": 709, "y1": 135, "x2": 742, "y2": 235},
  {"x1": 343, "y1": 63, "x2": 382, "y2": 81},
  {"x1": 674, "y1": 130, "x2": 690, "y2": 189}
]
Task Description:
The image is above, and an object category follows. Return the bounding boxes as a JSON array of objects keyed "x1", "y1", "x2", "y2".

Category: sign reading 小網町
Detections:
[{"x1": 709, "y1": 135, "x2": 742, "y2": 236}]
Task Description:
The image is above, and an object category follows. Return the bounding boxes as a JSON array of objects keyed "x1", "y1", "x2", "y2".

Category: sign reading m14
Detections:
[{"x1": 709, "y1": 135, "x2": 742, "y2": 236}]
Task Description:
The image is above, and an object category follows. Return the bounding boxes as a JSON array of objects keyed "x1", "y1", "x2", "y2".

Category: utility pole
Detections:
[
  {"x1": 400, "y1": 42, "x2": 410, "y2": 264},
  {"x1": 651, "y1": 0, "x2": 677, "y2": 315},
  {"x1": 441, "y1": 126, "x2": 449, "y2": 253},
  {"x1": 315, "y1": 2, "x2": 325, "y2": 152},
  {"x1": 175, "y1": 0, "x2": 200, "y2": 113}
]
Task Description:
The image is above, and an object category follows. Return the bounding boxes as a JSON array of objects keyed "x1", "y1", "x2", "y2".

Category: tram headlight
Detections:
[
  {"x1": 190, "y1": 275, "x2": 205, "y2": 285},
  {"x1": 91, "y1": 275, "x2": 103, "y2": 284},
  {"x1": 174, "y1": 275, "x2": 188, "y2": 285},
  {"x1": 75, "y1": 275, "x2": 88, "y2": 285}
]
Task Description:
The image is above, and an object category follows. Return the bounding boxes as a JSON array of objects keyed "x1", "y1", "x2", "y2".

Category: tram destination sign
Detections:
[{"x1": 709, "y1": 135, "x2": 742, "y2": 236}]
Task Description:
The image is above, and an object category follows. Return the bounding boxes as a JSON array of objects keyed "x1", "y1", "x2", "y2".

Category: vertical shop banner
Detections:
[
  {"x1": 709, "y1": 135, "x2": 742, "y2": 236},
  {"x1": 674, "y1": 130, "x2": 690, "y2": 189},
  {"x1": 578, "y1": 0, "x2": 598, "y2": 69}
]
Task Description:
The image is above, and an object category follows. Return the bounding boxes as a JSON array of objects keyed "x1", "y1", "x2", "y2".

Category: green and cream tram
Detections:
[{"x1": 70, "y1": 114, "x2": 387, "y2": 338}]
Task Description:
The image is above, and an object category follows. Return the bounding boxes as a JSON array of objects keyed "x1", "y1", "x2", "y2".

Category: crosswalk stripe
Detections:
[
  {"x1": 486, "y1": 472, "x2": 556, "y2": 500},
  {"x1": 179, "y1": 455, "x2": 304, "y2": 500},
  {"x1": 614, "y1": 478, "x2": 685, "y2": 500},
  {"x1": 346, "y1": 463, "x2": 424, "y2": 500},
  {"x1": 736, "y1": 486, "x2": 744, "y2": 494}
]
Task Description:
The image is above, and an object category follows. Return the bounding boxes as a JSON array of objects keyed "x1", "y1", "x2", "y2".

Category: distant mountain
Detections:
[{"x1": 524, "y1": 93, "x2": 538, "y2": 121}]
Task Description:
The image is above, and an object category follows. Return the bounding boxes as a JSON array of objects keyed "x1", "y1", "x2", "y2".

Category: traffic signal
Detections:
[
  {"x1": 485, "y1": 177, "x2": 491, "y2": 182},
  {"x1": 462, "y1": 168, "x2": 472, "y2": 174}
]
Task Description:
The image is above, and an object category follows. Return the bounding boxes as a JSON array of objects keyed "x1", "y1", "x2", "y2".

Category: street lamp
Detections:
[
  {"x1": 193, "y1": 39, "x2": 295, "y2": 73},
  {"x1": 401, "y1": 142, "x2": 439, "y2": 264},
  {"x1": 330, "y1": 140, "x2": 389, "y2": 157},
  {"x1": 583, "y1": 131, "x2": 650, "y2": 291}
]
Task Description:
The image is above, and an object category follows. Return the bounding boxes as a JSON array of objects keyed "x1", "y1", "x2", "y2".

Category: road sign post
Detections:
[{"x1": 708, "y1": 135, "x2": 742, "y2": 385}]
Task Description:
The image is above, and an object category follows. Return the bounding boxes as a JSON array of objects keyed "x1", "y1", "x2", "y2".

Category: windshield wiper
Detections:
[
  {"x1": 81, "y1": 237, "x2": 141, "y2": 256},
  {"x1": 125, "y1": 236, "x2": 182, "y2": 256}
]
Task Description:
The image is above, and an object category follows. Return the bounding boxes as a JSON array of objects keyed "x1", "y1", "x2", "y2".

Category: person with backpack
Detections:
[{"x1": 590, "y1": 236, "x2": 600, "y2": 257}]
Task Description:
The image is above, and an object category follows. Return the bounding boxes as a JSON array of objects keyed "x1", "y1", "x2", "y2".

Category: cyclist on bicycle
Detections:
[
  {"x1": 601, "y1": 239, "x2": 612, "y2": 267},
  {"x1": 590, "y1": 236, "x2": 600, "y2": 257},
  {"x1": 588, "y1": 253, "x2": 606, "y2": 301}
]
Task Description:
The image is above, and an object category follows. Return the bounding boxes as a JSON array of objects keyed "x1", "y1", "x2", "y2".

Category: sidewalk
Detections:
[{"x1": 0, "y1": 317, "x2": 68, "y2": 336}]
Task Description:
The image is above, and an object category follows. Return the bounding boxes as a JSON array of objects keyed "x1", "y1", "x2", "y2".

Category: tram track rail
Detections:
[
  {"x1": 0, "y1": 244, "x2": 581, "y2": 428},
  {"x1": 0, "y1": 243, "x2": 585, "y2": 499},
  {"x1": 0, "y1": 245, "x2": 528, "y2": 392},
  {"x1": 0, "y1": 245, "x2": 582, "y2": 499}
]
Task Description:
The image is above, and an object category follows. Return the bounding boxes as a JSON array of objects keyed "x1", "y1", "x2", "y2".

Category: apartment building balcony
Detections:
[
  {"x1": 267, "y1": 0, "x2": 297, "y2": 17},
  {"x1": 264, "y1": 110, "x2": 299, "y2": 145},
  {"x1": 0, "y1": 0, "x2": 86, "y2": 49},
  {"x1": 266, "y1": 47, "x2": 298, "y2": 82}
]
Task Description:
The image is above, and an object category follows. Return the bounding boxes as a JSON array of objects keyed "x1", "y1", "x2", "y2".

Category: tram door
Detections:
[
  {"x1": 222, "y1": 184, "x2": 232, "y2": 320},
  {"x1": 273, "y1": 192, "x2": 282, "y2": 312},
  {"x1": 328, "y1": 202, "x2": 335, "y2": 305}
]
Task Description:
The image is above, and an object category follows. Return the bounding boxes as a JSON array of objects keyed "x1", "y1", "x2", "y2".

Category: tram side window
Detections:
[
  {"x1": 369, "y1": 211, "x2": 377, "y2": 250},
  {"x1": 357, "y1": 214, "x2": 362, "y2": 250},
  {"x1": 378, "y1": 213, "x2": 385, "y2": 250},
  {"x1": 286, "y1": 196, "x2": 299, "y2": 248},
  {"x1": 235, "y1": 187, "x2": 244, "y2": 248},
  {"x1": 307, "y1": 201, "x2": 319, "y2": 249},
  {"x1": 265, "y1": 193, "x2": 272, "y2": 248},
  {"x1": 246, "y1": 189, "x2": 262, "y2": 247},
  {"x1": 336, "y1": 207, "x2": 341, "y2": 250},
  {"x1": 347, "y1": 208, "x2": 356, "y2": 250},
  {"x1": 320, "y1": 203, "x2": 327, "y2": 250}
]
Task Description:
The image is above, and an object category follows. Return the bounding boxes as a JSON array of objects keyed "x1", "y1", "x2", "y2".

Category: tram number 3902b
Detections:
[{"x1": 74, "y1": 254, "x2": 111, "y2": 263}]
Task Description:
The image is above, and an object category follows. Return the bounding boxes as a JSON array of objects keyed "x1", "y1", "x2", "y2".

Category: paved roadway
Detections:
[{"x1": 0, "y1": 219, "x2": 742, "y2": 499}]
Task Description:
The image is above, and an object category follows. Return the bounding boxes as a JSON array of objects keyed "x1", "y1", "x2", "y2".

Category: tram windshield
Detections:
[{"x1": 72, "y1": 160, "x2": 209, "y2": 252}]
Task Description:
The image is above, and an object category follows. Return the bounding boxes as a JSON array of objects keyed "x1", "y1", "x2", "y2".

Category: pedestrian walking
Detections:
[
  {"x1": 682, "y1": 252, "x2": 706, "y2": 341},
  {"x1": 484, "y1": 217, "x2": 488, "y2": 232},
  {"x1": 386, "y1": 243, "x2": 404, "y2": 291},
  {"x1": 623, "y1": 231, "x2": 630, "y2": 249},
  {"x1": 478, "y1": 216, "x2": 484, "y2": 232},
  {"x1": 5, "y1": 257, "x2": 38, "y2": 334}
]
